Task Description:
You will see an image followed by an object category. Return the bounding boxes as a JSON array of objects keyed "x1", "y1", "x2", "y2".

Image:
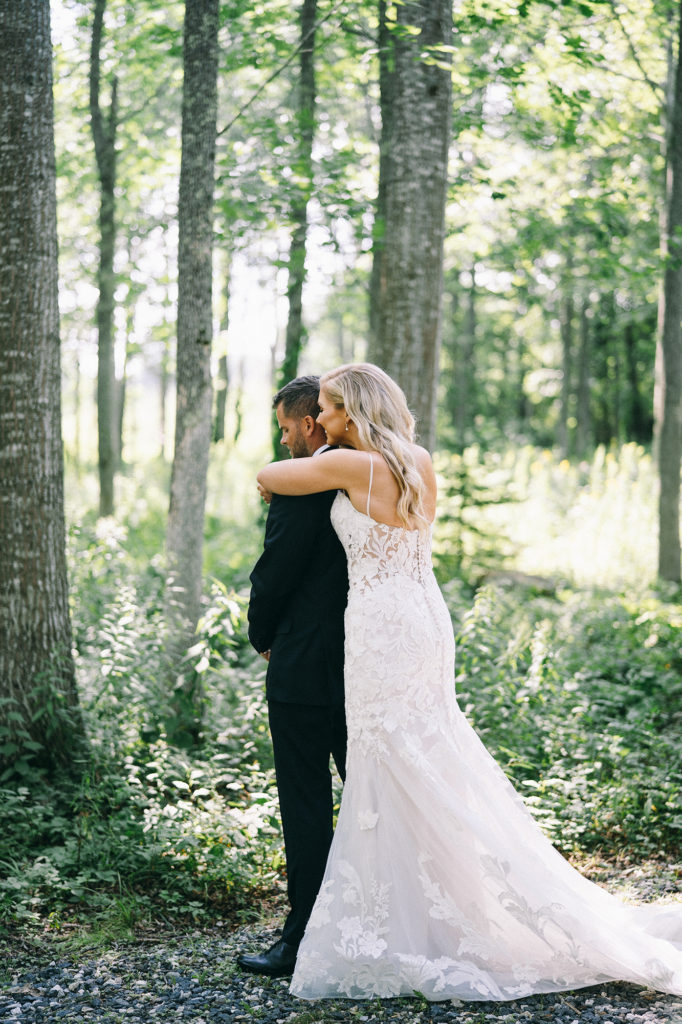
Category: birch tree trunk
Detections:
[
  {"x1": 0, "y1": 0, "x2": 85, "y2": 768},
  {"x1": 165, "y1": 0, "x2": 220, "y2": 742},
  {"x1": 658, "y1": 0, "x2": 682, "y2": 582},
  {"x1": 368, "y1": 0, "x2": 453, "y2": 452},
  {"x1": 273, "y1": 0, "x2": 317, "y2": 459},
  {"x1": 89, "y1": 0, "x2": 118, "y2": 517}
]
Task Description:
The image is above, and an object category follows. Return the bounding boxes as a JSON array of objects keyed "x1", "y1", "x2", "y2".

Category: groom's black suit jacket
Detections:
[{"x1": 248, "y1": 487, "x2": 348, "y2": 705}]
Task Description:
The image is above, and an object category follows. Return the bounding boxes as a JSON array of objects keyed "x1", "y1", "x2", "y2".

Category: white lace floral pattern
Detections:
[{"x1": 290, "y1": 493, "x2": 682, "y2": 1002}]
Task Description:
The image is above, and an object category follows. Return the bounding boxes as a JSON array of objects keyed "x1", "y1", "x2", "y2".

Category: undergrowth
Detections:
[
  {"x1": 453, "y1": 584, "x2": 682, "y2": 858},
  {"x1": 0, "y1": 514, "x2": 281, "y2": 936}
]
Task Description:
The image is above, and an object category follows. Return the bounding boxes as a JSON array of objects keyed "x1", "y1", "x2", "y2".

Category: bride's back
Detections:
[{"x1": 350, "y1": 446, "x2": 436, "y2": 530}]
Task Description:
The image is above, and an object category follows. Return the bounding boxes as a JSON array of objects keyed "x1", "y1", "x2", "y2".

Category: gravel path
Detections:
[{"x1": 1, "y1": 865, "x2": 681, "y2": 1024}]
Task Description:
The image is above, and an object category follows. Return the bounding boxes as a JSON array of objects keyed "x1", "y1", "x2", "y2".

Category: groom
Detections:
[{"x1": 237, "y1": 375, "x2": 348, "y2": 977}]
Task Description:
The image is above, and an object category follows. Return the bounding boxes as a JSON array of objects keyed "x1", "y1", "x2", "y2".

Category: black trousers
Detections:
[{"x1": 268, "y1": 699, "x2": 347, "y2": 948}]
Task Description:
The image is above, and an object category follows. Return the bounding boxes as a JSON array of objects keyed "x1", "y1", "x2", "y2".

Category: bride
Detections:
[{"x1": 256, "y1": 362, "x2": 682, "y2": 1002}]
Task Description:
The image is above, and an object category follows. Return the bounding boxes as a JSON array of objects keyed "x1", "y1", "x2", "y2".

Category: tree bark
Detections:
[
  {"x1": 233, "y1": 359, "x2": 245, "y2": 445},
  {"x1": 273, "y1": 0, "x2": 317, "y2": 459},
  {"x1": 654, "y1": 15, "x2": 676, "y2": 457},
  {"x1": 115, "y1": 335, "x2": 128, "y2": 466},
  {"x1": 165, "y1": 0, "x2": 220, "y2": 742},
  {"x1": 74, "y1": 354, "x2": 83, "y2": 476},
  {"x1": 160, "y1": 334, "x2": 171, "y2": 460},
  {"x1": 449, "y1": 273, "x2": 476, "y2": 451},
  {"x1": 558, "y1": 292, "x2": 574, "y2": 458},
  {"x1": 368, "y1": 0, "x2": 394, "y2": 346},
  {"x1": 624, "y1": 320, "x2": 647, "y2": 443},
  {"x1": 0, "y1": 0, "x2": 85, "y2": 769},
  {"x1": 89, "y1": 0, "x2": 118, "y2": 516},
  {"x1": 576, "y1": 301, "x2": 592, "y2": 458},
  {"x1": 213, "y1": 263, "x2": 231, "y2": 444},
  {"x1": 658, "y1": 0, "x2": 682, "y2": 582},
  {"x1": 368, "y1": 0, "x2": 453, "y2": 451},
  {"x1": 213, "y1": 354, "x2": 229, "y2": 443}
]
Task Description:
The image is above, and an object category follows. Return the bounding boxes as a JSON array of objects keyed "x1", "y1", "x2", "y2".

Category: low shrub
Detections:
[
  {"x1": 451, "y1": 583, "x2": 682, "y2": 859},
  {"x1": 0, "y1": 521, "x2": 281, "y2": 933}
]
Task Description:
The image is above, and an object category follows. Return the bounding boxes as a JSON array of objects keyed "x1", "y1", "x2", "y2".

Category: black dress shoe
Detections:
[{"x1": 236, "y1": 938, "x2": 298, "y2": 977}]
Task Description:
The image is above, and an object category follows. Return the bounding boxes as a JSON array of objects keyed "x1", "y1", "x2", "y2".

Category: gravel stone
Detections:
[
  {"x1": 1, "y1": 865, "x2": 681, "y2": 1023},
  {"x1": 1, "y1": 925, "x2": 681, "y2": 1024}
]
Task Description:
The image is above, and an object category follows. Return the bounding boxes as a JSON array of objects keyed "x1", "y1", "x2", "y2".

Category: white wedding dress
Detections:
[{"x1": 290, "y1": 481, "x2": 682, "y2": 1002}]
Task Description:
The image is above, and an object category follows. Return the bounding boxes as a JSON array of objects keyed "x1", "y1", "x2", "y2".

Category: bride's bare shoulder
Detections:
[
  {"x1": 411, "y1": 446, "x2": 437, "y2": 515},
  {"x1": 411, "y1": 444, "x2": 436, "y2": 477}
]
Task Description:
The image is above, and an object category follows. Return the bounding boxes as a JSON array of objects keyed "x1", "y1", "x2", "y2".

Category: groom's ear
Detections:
[{"x1": 301, "y1": 415, "x2": 317, "y2": 436}]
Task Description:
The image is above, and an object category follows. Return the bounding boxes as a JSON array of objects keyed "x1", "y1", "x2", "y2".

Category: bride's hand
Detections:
[{"x1": 257, "y1": 481, "x2": 273, "y2": 504}]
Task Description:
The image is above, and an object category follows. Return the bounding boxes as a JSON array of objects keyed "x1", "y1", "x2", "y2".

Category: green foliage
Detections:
[
  {"x1": 0, "y1": 665, "x2": 86, "y2": 776},
  {"x1": 453, "y1": 584, "x2": 682, "y2": 859},
  {"x1": 0, "y1": 516, "x2": 280, "y2": 934},
  {"x1": 432, "y1": 448, "x2": 517, "y2": 583},
  {"x1": 434, "y1": 444, "x2": 681, "y2": 860},
  {"x1": 437, "y1": 0, "x2": 664, "y2": 453},
  {"x1": 0, "y1": 731, "x2": 280, "y2": 931}
]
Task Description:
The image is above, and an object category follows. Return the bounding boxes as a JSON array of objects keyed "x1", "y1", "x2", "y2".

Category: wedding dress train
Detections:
[{"x1": 290, "y1": 488, "x2": 682, "y2": 1002}]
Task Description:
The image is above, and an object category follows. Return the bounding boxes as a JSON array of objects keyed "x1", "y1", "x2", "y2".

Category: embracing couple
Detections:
[{"x1": 237, "y1": 364, "x2": 682, "y2": 1003}]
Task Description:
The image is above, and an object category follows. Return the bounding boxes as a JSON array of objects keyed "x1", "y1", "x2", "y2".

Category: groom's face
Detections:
[{"x1": 276, "y1": 404, "x2": 313, "y2": 459}]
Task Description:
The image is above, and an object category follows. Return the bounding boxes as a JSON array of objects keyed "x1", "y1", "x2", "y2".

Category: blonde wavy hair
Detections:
[{"x1": 320, "y1": 363, "x2": 427, "y2": 528}]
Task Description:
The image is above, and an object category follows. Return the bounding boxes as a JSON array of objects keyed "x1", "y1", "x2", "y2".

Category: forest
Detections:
[{"x1": 0, "y1": 0, "x2": 681, "y2": 995}]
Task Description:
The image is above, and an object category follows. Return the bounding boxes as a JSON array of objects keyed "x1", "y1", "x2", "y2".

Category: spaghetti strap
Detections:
[{"x1": 366, "y1": 452, "x2": 374, "y2": 518}]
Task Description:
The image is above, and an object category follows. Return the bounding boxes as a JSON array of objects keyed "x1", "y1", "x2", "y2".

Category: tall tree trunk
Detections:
[
  {"x1": 233, "y1": 359, "x2": 245, "y2": 445},
  {"x1": 658, "y1": 0, "x2": 682, "y2": 582},
  {"x1": 368, "y1": 0, "x2": 453, "y2": 452},
  {"x1": 273, "y1": 0, "x2": 317, "y2": 460},
  {"x1": 165, "y1": 0, "x2": 220, "y2": 743},
  {"x1": 558, "y1": 292, "x2": 574, "y2": 458},
  {"x1": 74, "y1": 354, "x2": 83, "y2": 476},
  {"x1": 592, "y1": 309, "x2": 611, "y2": 446},
  {"x1": 368, "y1": 0, "x2": 394, "y2": 346},
  {"x1": 213, "y1": 262, "x2": 231, "y2": 444},
  {"x1": 116, "y1": 234, "x2": 140, "y2": 466},
  {"x1": 624, "y1": 321, "x2": 647, "y2": 443},
  {"x1": 115, "y1": 337, "x2": 128, "y2": 466},
  {"x1": 232, "y1": 358, "x2": 245, "y2": 442},
  {"x1": 576, "y1": 301, "x2": 592, "y2": 458},
  {"x1": 89, "y1": 0, "x2": 118, "y2": 517},
  {"x1": 654, "y1": 17, "x2": 677, "y2": 457},
  {"x1": 0, "y1": 0, "x2": 85, "y2": 769},
  {"x1": 213, "y1": 354, "x2": 229, "y2": 443},
  {"x1": 160, "y1": 334, "x2": 171, "y2": 460},
  {"x1": 450, "y1": 273, "x2": 476, "y2": 451}
]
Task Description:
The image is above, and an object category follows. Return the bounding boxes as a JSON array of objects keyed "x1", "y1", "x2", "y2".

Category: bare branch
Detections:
[
  {"x1": 216, "y1": 0, "x2": 349, "y2": 138},
  {"x1": 605, "y1": 0, "x2": 665, "y2": 102}
]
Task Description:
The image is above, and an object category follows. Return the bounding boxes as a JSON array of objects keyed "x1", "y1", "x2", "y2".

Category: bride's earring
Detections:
[{"x1": 345, "y1": 421, "x2": 350, "y2": 432}]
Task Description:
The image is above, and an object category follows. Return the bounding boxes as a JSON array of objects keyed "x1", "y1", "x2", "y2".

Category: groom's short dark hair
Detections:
[{"x1": 273, "y1": 375, "x2": 321, "y2": 420}]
